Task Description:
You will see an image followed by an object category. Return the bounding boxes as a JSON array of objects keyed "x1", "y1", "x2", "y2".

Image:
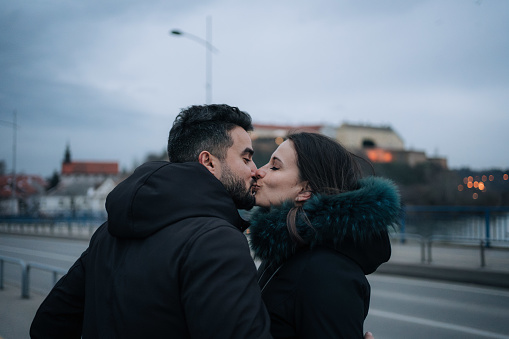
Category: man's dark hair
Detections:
[{"x1": 167, "y1": 104, "x2": 253, "y2": 163}]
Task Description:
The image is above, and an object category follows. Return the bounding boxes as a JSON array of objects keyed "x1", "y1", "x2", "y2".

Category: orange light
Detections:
[
  {"x1": 474, "y1": 181, "x2": 479, "y2": 188},
  {"x1": 473, "y1": 193, "x2": 478, "y2": 199},
  {"x1": 463, "y1": 177, "x2": 468, "y2": 184},
  {"x1": 489, "y1": 175, "x2": 494, "y2": 181},
  {"x1": 275, "y1": 137, "x2": 284, "y2": 145},
  {"x1": 468, "y1": 176, "x2": 473, "y2": 182},
  {"x1": 504, "y1": 174, "x2": 508, "y2": 180},
  {"x1": 467, "y1": 182, "x2": 473, "y2": 188},
  {"x1": 478, "y1": 182, "x2": 485, "y2": 191},
  {"x1": 366, "y1": 149, "x2": 393, "y2": 163},
  {"x1": 482, "y1": 175, "x2": 487, "y2": 182},
  {"x1": 458, "y1": 185, "x2": 464, "y2": 191}
]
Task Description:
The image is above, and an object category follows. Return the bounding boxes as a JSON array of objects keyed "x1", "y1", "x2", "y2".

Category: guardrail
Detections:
[
  {"x1": 401, "y1": 206, "x2": 509, "y2": 247},
  {"x1": 390, "y1": 232, "x2": 509, "y2": 268},
  {"x1": 392, "y1": 232, "x2": 426, "y2": 263},
  {"x1": 0, "y1": 218, "x2": 102, "y2": 239},
  {"x1": 0, "y1": 255, "x2": 67, "y2": 298}
]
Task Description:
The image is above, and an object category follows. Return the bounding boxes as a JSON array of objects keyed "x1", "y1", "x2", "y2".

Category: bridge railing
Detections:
[
  {"x1": 390, "y1": 232, "x2": 509, "y2": 268},
  {"x1": 0, "y1": 216, "x2": 103, "y2": 239},
  {"x1": 401, "y1": 206, "x2": 509, "y2": 247},
  {"x1": 0, "y1": 255, "x2": 67, "y2": 299}
]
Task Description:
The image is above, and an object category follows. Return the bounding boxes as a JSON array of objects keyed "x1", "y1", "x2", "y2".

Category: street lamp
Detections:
[{"x1": 170, "y1": 16, "x2": 218, "y2": 104}]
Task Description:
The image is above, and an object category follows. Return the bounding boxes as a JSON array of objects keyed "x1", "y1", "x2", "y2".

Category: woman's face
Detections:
[{"x1": 253, "y1": 140, "x2": 309, "y2": 208}]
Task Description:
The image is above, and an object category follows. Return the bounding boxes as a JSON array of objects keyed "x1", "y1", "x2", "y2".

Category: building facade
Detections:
[
  {"x1": 252, "y1": 122, "x2": 447, "y2": 169},
  {"x1": 37, "y1": 145, "x2": 122, "y2": 218}
]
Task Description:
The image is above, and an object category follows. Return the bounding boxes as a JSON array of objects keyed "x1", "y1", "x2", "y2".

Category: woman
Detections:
[{"x1": 249, "y1": 132, "x2": 401, "y2": 338}]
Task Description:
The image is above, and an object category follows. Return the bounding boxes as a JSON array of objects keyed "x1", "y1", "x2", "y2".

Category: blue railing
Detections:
[
  {"x1": 400, "y1": 206, "x2": 509, "y2": 247},
  {"x1": 1, "y1": 206, "x2": 509, "y2": 245},
  {"x1": 0, "y1": 215, "x2": 105, "y2": 238}
]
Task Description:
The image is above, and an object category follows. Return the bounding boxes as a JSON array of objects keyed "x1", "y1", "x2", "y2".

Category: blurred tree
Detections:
[
  {"x1": 144, "y1": 149, "x2": 168, "y2": 162},
  {"x1": 46, "y1": 171, "x2": 60, "y2": 191}
]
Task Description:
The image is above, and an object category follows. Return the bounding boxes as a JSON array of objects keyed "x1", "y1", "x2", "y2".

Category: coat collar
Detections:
[{"x1": 249, "y1": 176, "x2": 401, "y2": 273}]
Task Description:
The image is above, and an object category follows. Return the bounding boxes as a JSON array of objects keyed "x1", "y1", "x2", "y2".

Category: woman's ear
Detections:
[
  {"x1": 198, "y1": 151, "x2": 218, "y2": 176},
  {"x1": 295, "y1": 182, "x2": 312, "y2": 202}
]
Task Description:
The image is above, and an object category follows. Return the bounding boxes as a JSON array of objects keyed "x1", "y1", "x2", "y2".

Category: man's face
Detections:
[{"x1": 218, "y1": 126, "x2": 257, "y2": 210}]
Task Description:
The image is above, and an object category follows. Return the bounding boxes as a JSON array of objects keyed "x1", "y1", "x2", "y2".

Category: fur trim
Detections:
[{"x1": 249, "y1": 176, "x2": 401, "y2": 265}]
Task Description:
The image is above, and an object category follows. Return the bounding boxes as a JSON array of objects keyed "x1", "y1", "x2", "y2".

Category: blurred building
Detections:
[
  {"x1": 252, "y1": 122, "x2": 447, "y2": 169},
  {"x1": 37, "y1": 145, "x2": 122, "y2": 218},
  {"x1": 0, "y1": 174, "x2": 47, "y2": 215}
]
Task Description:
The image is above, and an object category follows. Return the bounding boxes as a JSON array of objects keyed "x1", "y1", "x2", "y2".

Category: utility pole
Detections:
[
  {"x1": 12, "y1": 110, "x2": 17, "y2": 199},
  {"x1": 0, "y1": 110, "x2": 18, "y2": 214}
]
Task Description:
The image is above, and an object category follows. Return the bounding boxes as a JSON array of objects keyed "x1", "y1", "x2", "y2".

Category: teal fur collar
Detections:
[{"x1": 249, "y1": 176, "x2": 401, "y2": 266}]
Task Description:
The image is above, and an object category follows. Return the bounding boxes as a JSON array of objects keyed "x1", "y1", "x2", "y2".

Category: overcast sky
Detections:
[{"x1": 1, "y1": 0, "x2": 508, "y2": 178}]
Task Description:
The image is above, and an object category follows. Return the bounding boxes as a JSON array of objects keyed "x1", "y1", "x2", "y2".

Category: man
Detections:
[{"x1": 30, "y1": 104, "x2": 272, "y2": 338}]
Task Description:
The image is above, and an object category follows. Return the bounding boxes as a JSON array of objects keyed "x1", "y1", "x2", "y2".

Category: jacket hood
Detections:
[
  {"x1": 106, "y1": 161, "x2": 249, "y2": 239},
  {"x1": 249, "y1": 176, "x2": 401, "y2": 274}
]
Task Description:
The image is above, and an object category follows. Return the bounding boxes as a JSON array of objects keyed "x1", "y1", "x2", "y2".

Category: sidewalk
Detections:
[
  {"x1": 1, "y1": 241, "x2": 508, "y2": 339},
  {"x1": 0, "y1": 285, "x2": 44, "y2": 339}
]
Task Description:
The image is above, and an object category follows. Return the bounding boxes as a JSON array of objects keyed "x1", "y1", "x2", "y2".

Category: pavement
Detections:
[
  {"x1": 0, "y1": 285, "x2": 43, "y2": 339},
  {"x1": 1, "y1": 239, "x2": 508, "y2": 339}
]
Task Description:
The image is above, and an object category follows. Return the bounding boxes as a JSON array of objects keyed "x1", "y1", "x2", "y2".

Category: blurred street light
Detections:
[{"x1": 170, "y1": 16, "x2": 218, "y2": 104}]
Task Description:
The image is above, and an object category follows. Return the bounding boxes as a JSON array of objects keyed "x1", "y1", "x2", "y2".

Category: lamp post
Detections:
[{"x1": 170, "y1": 16, "x2": 218, "y2": 104}]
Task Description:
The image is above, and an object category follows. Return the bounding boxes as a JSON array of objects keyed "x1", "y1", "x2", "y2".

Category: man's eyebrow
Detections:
[{"x1": 242, "y1": 148, "x2": 254, "y2": 156}]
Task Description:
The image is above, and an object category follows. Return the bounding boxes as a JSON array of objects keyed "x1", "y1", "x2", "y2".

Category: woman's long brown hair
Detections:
[{"x1": 285, "y1": 132, "x2": 366, "y2": 246}]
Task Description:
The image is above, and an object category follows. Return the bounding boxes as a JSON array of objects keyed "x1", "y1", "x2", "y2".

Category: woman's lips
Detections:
[{"x1": 251, "y1": 184, "x2": 260, "y2": 195}]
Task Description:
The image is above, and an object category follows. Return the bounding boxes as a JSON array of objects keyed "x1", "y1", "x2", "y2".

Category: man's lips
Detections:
[{"x1": 251, "y1": 184, "x2": 260, "y2": 195}]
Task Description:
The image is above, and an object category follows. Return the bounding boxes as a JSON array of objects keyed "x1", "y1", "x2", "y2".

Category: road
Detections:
[
  {"x1": 1, "y1": 234, "x2": 509, "y2": 339},
  {"x1": 365, "y1": 274, "x2": 509, "y2": 339}
]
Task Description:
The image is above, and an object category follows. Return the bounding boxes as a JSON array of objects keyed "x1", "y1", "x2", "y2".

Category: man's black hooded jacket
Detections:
[{"x1": 30, "y1": 161, "x2": 271, "y2": 339}]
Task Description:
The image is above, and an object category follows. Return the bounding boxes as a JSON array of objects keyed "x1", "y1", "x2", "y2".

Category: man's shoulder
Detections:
[
  {"x1": 184, "y1": 216, "x2": 243, "y2": 238},
  {"x1": 178, "y1": 216, "x2": 252, "y2": 261}
]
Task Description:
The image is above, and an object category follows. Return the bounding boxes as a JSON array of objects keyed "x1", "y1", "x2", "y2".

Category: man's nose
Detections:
[{"x1": 250, "y1": 161, "x2": 257, "y2": 177}]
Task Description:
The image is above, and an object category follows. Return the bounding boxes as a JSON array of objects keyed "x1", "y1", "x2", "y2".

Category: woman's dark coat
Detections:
[{"x1": 249, "y1": 176, "x2": 401, "y2": 339}]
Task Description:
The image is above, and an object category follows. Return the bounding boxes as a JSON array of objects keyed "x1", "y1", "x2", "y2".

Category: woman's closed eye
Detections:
[{"x1": 270, "y1": 167, "x2": 280, "y2": 171}]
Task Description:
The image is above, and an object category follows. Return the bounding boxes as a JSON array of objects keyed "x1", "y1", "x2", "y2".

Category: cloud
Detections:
[{"x1": 1, "y1": 0, "x2": 508, "y2": 176}]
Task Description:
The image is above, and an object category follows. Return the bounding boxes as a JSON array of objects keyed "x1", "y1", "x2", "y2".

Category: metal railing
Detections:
[
  {"x1": 0, "y1": 217, "x2": 102, "y2": 239},
  {"x1": 392, "y1": 232, "x2": 426, "y2": 263},
  {"x1": 0, "y1": 255, "x2": 67, "y2": 298},
  {"x1": 390, "y1": 232, "x2": 509, "y2": 268},
  {"x1": 401, "y1": 206, "x2": 509, "y2": 247}
]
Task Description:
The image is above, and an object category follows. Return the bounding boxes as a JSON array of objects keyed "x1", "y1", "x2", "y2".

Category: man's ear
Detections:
[
  {"x1": 198, "y1": 151, "x2": 219, "y2": 176},
  {"x1": 295, "y1": 182, "x2": 312, "y2": 202}
]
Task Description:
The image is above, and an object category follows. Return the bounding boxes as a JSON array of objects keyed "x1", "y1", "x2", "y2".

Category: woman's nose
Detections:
[{"x1": 255, "y1": 168, "x2": 266, "y2": 179}]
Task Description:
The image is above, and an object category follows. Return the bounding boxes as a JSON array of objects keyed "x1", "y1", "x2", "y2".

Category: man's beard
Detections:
[{"x1": 220, "y1": 164, "x2": 256, "y2": 210}]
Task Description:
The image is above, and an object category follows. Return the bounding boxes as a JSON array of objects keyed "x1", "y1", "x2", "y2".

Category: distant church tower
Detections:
[{"x1": 64, "y1": 143, "x2": 72, "y2": 164}]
